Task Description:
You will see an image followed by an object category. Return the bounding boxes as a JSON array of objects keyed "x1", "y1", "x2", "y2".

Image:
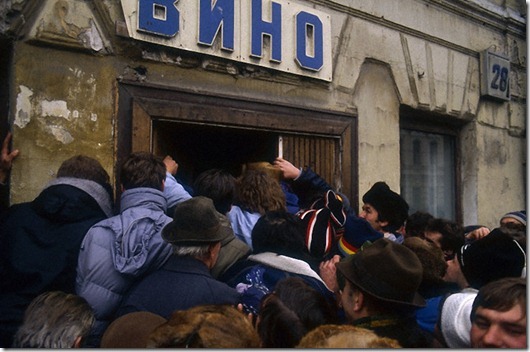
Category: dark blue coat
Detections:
[
  {"x1": 0, "y1": 179, "x2": 112, "y2": 347},
  {"x1": 220, "y1": 253, "x2": 336, "y2": 316},
  {"x1": 116, "y1": 255, "x2": 240, "y2": 319}
]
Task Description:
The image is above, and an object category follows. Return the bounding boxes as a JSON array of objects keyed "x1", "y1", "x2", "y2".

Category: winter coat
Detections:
[
  {"x1": 227, "y1": 205, "x2": 261, "y2": 250},
  {"x1": 289, "y1": 167, "x2": 333, "y2": 210},
  {"x1": 221, "y1": 252, "x2": 335, "y2": 315},
  {"x1": 75, "y1": 188, "x2": 173, "y2": 324},
  {"x1": 0, "y1": 178, "x2": 112, "y2": 348},
  {"x1": 163, "y1": 172, "x2": 192, "y2": 215},
  {"x1": 116, "y1": 255, "x2": 240, "y2": 319}
]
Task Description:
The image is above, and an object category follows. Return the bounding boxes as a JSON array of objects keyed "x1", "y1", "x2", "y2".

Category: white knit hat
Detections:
[{"x1": 440, "y1": 289, "x2": 478, "y2": 348}]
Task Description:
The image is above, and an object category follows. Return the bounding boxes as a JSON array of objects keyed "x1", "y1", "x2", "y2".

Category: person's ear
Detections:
[
  {"x1": 72, "y1": 336, "x2": 83, "y2": 348},
  {"x1": 377, "y1": 219, "x2": 389, "y2": 229},
  {"x1": 206, "y1": 242, "x2": 222, "y2": 268},
  {"x1": 353, "y1": 290, "x2": 364, "y2": 312}
]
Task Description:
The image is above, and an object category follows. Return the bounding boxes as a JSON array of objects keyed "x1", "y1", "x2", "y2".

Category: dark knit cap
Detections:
[
  {"x1": 500, "y1": 210, "x2": 526, "y2": 226},
  {"x1": 457, "y1": 227, "x2": 526, "y2": 289},
  {"x1": 362, "y1": 182, "x2": 409, "y2": 232}
]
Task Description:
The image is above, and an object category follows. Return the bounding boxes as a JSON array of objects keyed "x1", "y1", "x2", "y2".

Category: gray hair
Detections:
[
  {"x1": 12, "y1": 291, "x2": 95, "y2": 348},
  {"x1": 172, "y1": 243, "x2": 212, "y2": 257}
]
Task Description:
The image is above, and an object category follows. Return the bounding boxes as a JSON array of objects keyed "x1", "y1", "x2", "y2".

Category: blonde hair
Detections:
[
  {"x1": 296, "y1": 324, "x2": 401, "y2": 348},
  {"x1": 243, "y1": 162, "x2": 282, "y2": 182}
]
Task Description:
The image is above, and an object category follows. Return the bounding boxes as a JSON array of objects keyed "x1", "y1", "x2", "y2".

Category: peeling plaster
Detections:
[
  {"x1": 41, "y1": 100, "x2": 71, "y2": 120},
  {"x1": 44, "y1": 125, "x2": 74, "y2": 144},
  {"x1": 15, "y1": 85, "x2": 33, "y2": 128},
  {"x1": 67, "y1": 67, "x2": 97, "y2": 101}
]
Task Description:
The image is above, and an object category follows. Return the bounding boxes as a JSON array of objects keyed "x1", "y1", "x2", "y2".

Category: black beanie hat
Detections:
[
  {"x1": 362, "y1": 182, "x2": 409, "y2": 232},
  {"x1": 457, "y1": 228, "x2": 526, "y2": 289}
]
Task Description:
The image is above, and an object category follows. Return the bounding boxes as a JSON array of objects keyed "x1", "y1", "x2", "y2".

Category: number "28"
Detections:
[{"x1": 490, "y1": 64, "x2": 509, "y2": 94}]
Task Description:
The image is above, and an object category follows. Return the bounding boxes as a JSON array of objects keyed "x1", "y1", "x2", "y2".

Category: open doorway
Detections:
[
  {"x1": 153, "y1": 120, "x2": 279, "y2": 189},
  {"x1": 117, "y1": 82, "x2": 356, "y2": 205}
]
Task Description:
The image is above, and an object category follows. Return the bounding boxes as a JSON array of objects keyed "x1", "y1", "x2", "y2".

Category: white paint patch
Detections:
[
  {"x1": 41, "y1": 100, "x2": 71, "y2": 120},
  {"x1": 15, "y1": 85, "x2": 33, "y2": 128},
  {"x1": 44, "y1": 125, "x2": 74, "y2": 144},
  {"x1": 79, "y1": 19, "x2": 104, "y2": 52},
  {"x1": 90, "y1": 113, "x2": 97, "y2": 121},
  {"x1": 69, "y1": 67, "x2": 83, "y2": 78}
]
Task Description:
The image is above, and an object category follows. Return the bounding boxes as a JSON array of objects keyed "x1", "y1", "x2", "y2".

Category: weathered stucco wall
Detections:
[
  {"x1": 2, "y1": 0, "x2": 526, "y2": 229},
  {"x1": 10, "y1": 44, "x2": 117, "y2": 201}
]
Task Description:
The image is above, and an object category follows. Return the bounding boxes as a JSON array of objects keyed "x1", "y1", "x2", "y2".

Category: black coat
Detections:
[{"x1": 0, "y1": 180, "x2": 112, "y2": 347}]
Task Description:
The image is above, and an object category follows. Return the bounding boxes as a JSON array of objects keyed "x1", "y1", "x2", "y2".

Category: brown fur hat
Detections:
[
  {"x1": 403, "y1": 236, "x2": 447, "y2": 284},
  {"x1": 100, "y1": 311, "x2": 167, "y2": 348},
  {"x1": 146, "y1": 305, "x2": 260, "y2": 348},
  {"x1": 296, "y1": 324, "x2": 401, "y2": 348}
]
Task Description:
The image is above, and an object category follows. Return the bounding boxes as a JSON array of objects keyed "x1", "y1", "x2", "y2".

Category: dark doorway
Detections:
[
  {"x1": 153, "y1": 120, "x2": 279, "y2": 188},
  {"x1": 117, "y1": 82, "x2": 356, "y2": 206}
]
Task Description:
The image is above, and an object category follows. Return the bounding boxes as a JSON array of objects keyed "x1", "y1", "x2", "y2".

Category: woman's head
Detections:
[{"x1": 234, "y1": 170, "x2": 286, "y2": 214}]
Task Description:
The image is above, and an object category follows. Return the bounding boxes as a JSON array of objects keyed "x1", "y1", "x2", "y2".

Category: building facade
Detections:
[{"x1": 0, "y1": 0, "x2": 526, "y2": 228}]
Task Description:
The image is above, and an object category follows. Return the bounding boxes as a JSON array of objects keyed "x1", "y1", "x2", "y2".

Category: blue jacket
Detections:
[
  {"x1": 0, "y1": 178, "x2": 112, "y2": 348},
  {"x1": 117, "y1": 255, "x2": 240, "y2": 319},
  {"x1": 163, "y1": 172, "x2": 192, "y2": 214},
  {"x1": 289, "y1": 167, "x2": 333, "y2": 210},
  {"x1": 227, "y1": 205, "x2": 261, "y2": 250},
  {"x1": 75, "y1": 188, "x2": 173, "y2": 324}
]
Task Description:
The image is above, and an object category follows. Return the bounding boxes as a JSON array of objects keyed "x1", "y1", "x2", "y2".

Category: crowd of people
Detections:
[{"x1": 0, "y1": 132, "x2": 526, "y2": 348}]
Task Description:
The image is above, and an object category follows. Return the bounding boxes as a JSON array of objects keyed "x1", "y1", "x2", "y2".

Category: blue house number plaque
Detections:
[{"x1": 480, "y1": 50, "x2": 510, "y2": 101}]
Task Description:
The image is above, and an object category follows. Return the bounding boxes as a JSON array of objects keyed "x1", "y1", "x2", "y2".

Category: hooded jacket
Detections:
[
  {"x1": 75, "y1": 187, "x2": 173, "y2": 324},
  {"x1": 0, "y1": 177, "x2": 112, "y2": 348}
]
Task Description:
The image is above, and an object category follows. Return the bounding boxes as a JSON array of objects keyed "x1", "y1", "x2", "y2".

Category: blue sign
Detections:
[
  {"x1": 138, "y1": 0, "x2": 179, "y2": 37},
  {"x1": 250, "y1": 0, "x2": 282, "y2": 62},
  {"x1": 122, "y1": 0, "x2": 333, "y2": 81},
  {"x1": 480, "y1": 50, "x2": 510, "y2": 101},
  {"x1": 198, "y1": 0, "x2": 234, "y2": 51}
]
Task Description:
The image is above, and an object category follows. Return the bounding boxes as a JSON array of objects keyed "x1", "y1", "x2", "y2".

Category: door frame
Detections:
[{"x1": 116, "y1": 81, "x2": 358, "y2": 208}]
